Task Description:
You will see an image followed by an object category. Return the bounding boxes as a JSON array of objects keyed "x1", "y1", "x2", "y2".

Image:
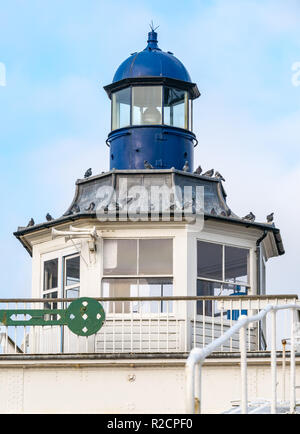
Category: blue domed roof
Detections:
[{"x1": 113, "y1": 31, "x2": 192, "y2": 83}]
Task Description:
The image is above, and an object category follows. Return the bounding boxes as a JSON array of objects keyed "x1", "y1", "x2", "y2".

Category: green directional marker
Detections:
[{"x1": 0, "y1": 298, "x2": 106, "y2": 337}]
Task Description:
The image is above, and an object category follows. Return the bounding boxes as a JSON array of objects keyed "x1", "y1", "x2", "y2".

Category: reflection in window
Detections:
[
  {"x1": 225, "y1": 246, "x2": 249, "y2": 284},
  {"x1": 44, "y1": 259, "x2": 58, "y2": 291},
  {"x1": 65, "y1": 256, "x2": 80, "y2": 286},
  {"x1": 132, "y1": 86, "x2": 162, "y2": 125},
  {"x1": 102, "y1": 278, "x2": 173, "y2": 314},
  {"x1": 164, "y1": 87, "x2": 188, "y2": 129},
  {"x1": 139, "y1": 239, "x2": 173, "y2": 275},
  {"x1": 103, "y1": 240, "x2": 138, "y2": 275},
  {"x1": 103, "y1": 239, "x2": 173, "y2": 276},
  {"x1": 197, "y1": 241, "x2": 250, "y2": 317},
  {"x1": 65, "y1": 287, "x2": 80, "y2": 307},
  {"x1": 112, "y1": 88, "x2": 131, "y2": 130},
  {"x1": 197, "y1": 241, "x2": 222, "y2": 281}
]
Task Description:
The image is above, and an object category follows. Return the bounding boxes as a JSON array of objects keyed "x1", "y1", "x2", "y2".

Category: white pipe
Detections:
[
  {"x1": 290, "y1": 309, "x2": 296, "y2": 413},
  {"x1": 271, "y1": 310, "x2": 277, "y2": 414},
  {"x1": 239, "y1": 321, "x2": 248, "y2": 414}
]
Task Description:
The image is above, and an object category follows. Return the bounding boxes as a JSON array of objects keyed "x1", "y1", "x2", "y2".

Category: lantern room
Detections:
[{"x1": 104, "y1": 30, "x2": 200, "y2": 172}]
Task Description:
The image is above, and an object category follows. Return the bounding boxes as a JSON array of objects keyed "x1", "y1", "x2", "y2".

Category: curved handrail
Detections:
[{"x1": 186, "y1": 303, "x2": 300, "y2": 415}]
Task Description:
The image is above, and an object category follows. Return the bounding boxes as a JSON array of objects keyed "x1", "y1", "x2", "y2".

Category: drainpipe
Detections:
[
  {"x1": 256, "y1": 230, "x2": 268, "y2": 293},
  {"x1": 256, "y1": 230, "x2": 268, "y2": 350}
]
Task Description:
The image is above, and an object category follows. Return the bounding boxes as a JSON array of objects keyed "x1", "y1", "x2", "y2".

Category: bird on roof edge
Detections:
[
  {"x1": 203, "y1": 169, "x2": 214, "y2": 177},
  {"x1": 242, "y1": 212, "x2": 256, "y2": 222},
  {"x1": 84, "y1": 168, "x2": 92, "y2": 178}
]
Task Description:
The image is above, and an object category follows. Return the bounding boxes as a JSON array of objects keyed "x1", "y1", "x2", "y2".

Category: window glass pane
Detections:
[
  {"x1": 197, "y1": 241, "x2": 222, "y2": 281},
  {"x1": 197, "y1": 280, "x2": 221, "y2": 317},
  {"x1": 132, "y1": 86, "x2": 162, "y2": 125},
  {"x1": 225, "y1": 246, "x2": 249, "y2": 284},
  {"x1": 66, "y1": 287, "x2": 80, "y2": 307},
  {"x1": 43, "y1": 292, "x2": 58, "y2": 310},
  {"x1": 139, "y1": 239, "x2": 173, "y2": 275},
  {"x1": 139, "y1": 278, "x2": 173, "y2": 313},
  {"x1": 103, "y1": 239, "x2": 137, "y2": 275},
  {"x1": 164, "y1": 87, "x2": 188, "y2": 129},
  {"x1": 65, "y1": 256, "x2": 80, "y2": 286},
  {"x1": 112, "y1": 88, "x2": 131, "y2": 130},
  {"x1": 44, "y1": 259, "x2": 58, "y2": 291},
  {"x1": 189, "y1": 99, "x2": 193, "y2": 132},
  {"x1": 102, "y1": 278, "x2": 137, "y2": 313}
]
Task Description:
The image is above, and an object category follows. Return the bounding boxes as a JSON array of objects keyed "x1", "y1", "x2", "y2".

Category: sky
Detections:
[{"x1": 0, "y1": 0, "x2": 300, "y2": 321}]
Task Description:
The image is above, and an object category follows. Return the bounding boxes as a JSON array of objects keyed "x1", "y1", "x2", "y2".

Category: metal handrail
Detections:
[
  {"x1": 185, "y1": 303, "x2": 300, "y2": 415},
  {"x1": 0, "y1": 295, "x2": 297, "y2": 303}
]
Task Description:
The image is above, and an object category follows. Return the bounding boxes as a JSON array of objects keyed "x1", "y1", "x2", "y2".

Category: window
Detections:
[
  {"x1": 197, "y1": 241, "x2": 250, "y2": 316},
  {"x1": 103, "y1": 239, "x2": 173, "y2": 313},
  {"x1": 132, "y1": 86, "x2": 162, "y2": 126},
  {"x1": 42, "y1": 254, "x2": 80, "y2": 310},
  {"x1": 164, "y1": 87, "x2": 188, "y2": 130},
  {"x1": 112, "y1": 87, "x2": 131, "y2": 130},
  {"x1": 64, "y1": 255, "x2": 80, "y2": 306}
]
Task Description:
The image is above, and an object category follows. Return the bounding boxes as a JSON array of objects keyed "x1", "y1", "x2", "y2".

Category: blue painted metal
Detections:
[
  {"x1": 105, "y1": 30, "x2": 200, "y2": 172},
  {"x1": 113, "y1": 31, "x2": 192, "y2": 83},
  {"x1": 108, "y1": 126, "x2": 196, "y2": 171},
  {"x1": 227, "y1": 289, "x2": 248, "y2": 321}
]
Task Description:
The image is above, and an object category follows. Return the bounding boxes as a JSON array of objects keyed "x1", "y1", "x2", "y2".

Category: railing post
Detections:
[
  {"x1": 271, "y1": 309, "x2": 277, "y2": 414},
  {"x1": 239, "y1": 319, "x2": 248, "y2": 414},
  {"x1": 290, "y1": 308, "x2": 296, "y2": 414}
]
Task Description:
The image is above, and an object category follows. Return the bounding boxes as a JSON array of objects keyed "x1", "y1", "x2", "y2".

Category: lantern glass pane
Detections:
[
  {"x1": 112, "y1": 87, "x2": 131, "y2": 130},
  {"x1": 132, "y1": 86, "x2": 162, "y2": 125}
]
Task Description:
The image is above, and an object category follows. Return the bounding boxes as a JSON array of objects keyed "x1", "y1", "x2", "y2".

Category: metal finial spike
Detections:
[{"x1": 149, "y1": 20, "x2": 159, "y2": 32}]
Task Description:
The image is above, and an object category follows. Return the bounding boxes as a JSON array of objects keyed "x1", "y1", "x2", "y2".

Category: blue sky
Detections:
[{"x1": 0, "y1": 0, "x2": 300, "y2": 302}]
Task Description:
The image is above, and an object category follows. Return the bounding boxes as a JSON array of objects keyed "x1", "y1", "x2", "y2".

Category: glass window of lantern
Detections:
[
  {"x1": 164, "y1": 87, "x2": 188, "y2": 130},
  {"x1": 112, "y1": 87, "x2": 131, "y2": 130},
  {"x1": 132, "y1": 86, "x2": 162, "y2": 125},
  {"x1": 102, "y1": 238, "x2": 173, "y2": 313},
  {"x1": 197, "y1": 241, "x2": 250, "y2": 316}
]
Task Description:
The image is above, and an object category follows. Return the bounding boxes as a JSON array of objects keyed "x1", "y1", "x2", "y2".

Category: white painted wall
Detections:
[{"x1": 0, "y1": 356, "x2": 299, "y2": 414}]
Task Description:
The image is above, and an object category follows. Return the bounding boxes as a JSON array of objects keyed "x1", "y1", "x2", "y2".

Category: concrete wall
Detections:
[{"x1": 0, "y1": 354, "x2": 299, "y2": 414}]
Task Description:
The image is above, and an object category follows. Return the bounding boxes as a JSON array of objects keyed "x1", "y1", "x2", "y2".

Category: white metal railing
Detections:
[
  {"x1": 0, "y1": 295, "x2": 297, "y2": 356},
  {"x1": 185, "y1": 303, "x2": 300, "y2": 415}
]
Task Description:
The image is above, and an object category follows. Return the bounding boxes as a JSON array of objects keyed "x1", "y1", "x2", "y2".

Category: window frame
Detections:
[
  {"x1": 41, "y1": 251, "x2": 81, "y2": 310},
  {"x1": 102, "y1": 238, "x2": 174, "y2": 315},
  {"x1": 196, "y1": 239, "x2": 251, "y2": 296}
]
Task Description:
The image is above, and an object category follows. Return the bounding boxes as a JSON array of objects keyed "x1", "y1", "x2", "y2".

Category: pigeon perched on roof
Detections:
[
  {"x1": 85, "y1": 202, "x2": 95, "y2": 212},
  {"x1": 203, "y1": 169, "x2": 214, "y2": 177},
  {"x1": 194, "y1": 166, "x2": 202, "y2": 175},
  {"x1": 72, "y1": 204, "x2": 80, "y2": 213},
  {"x1": 84, "y1": 168, "x2": 92, "y2": 178},
  {"x1": 144, "y1": 160, "x2": 154, "y2": 169},
  {"x1": 211, "y1": 208, "x2": 217, "y2": 216},
  {"x1": 267, "y1": 212, "x2": 274, "y2": 223},
  {"x1": 46, "y1": 213, "x2": 54, "y2": 222},
  {"x1": 182, "y1": 161, "x2": 189, "y2": 172},
  {"x1": 215, "y1": 171, "x2": 226, "y2": 182},
  {"x1": 242, "y1": 212, "x2": 256, "y2": 222},
  {"x1": 27, "y1": 218, "x2": 35, "y2": 227}
]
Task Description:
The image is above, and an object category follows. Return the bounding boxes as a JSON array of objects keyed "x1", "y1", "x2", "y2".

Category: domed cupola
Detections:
[{"x1": 104, "y1": 28, "x2": 200, "y2": 171}]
